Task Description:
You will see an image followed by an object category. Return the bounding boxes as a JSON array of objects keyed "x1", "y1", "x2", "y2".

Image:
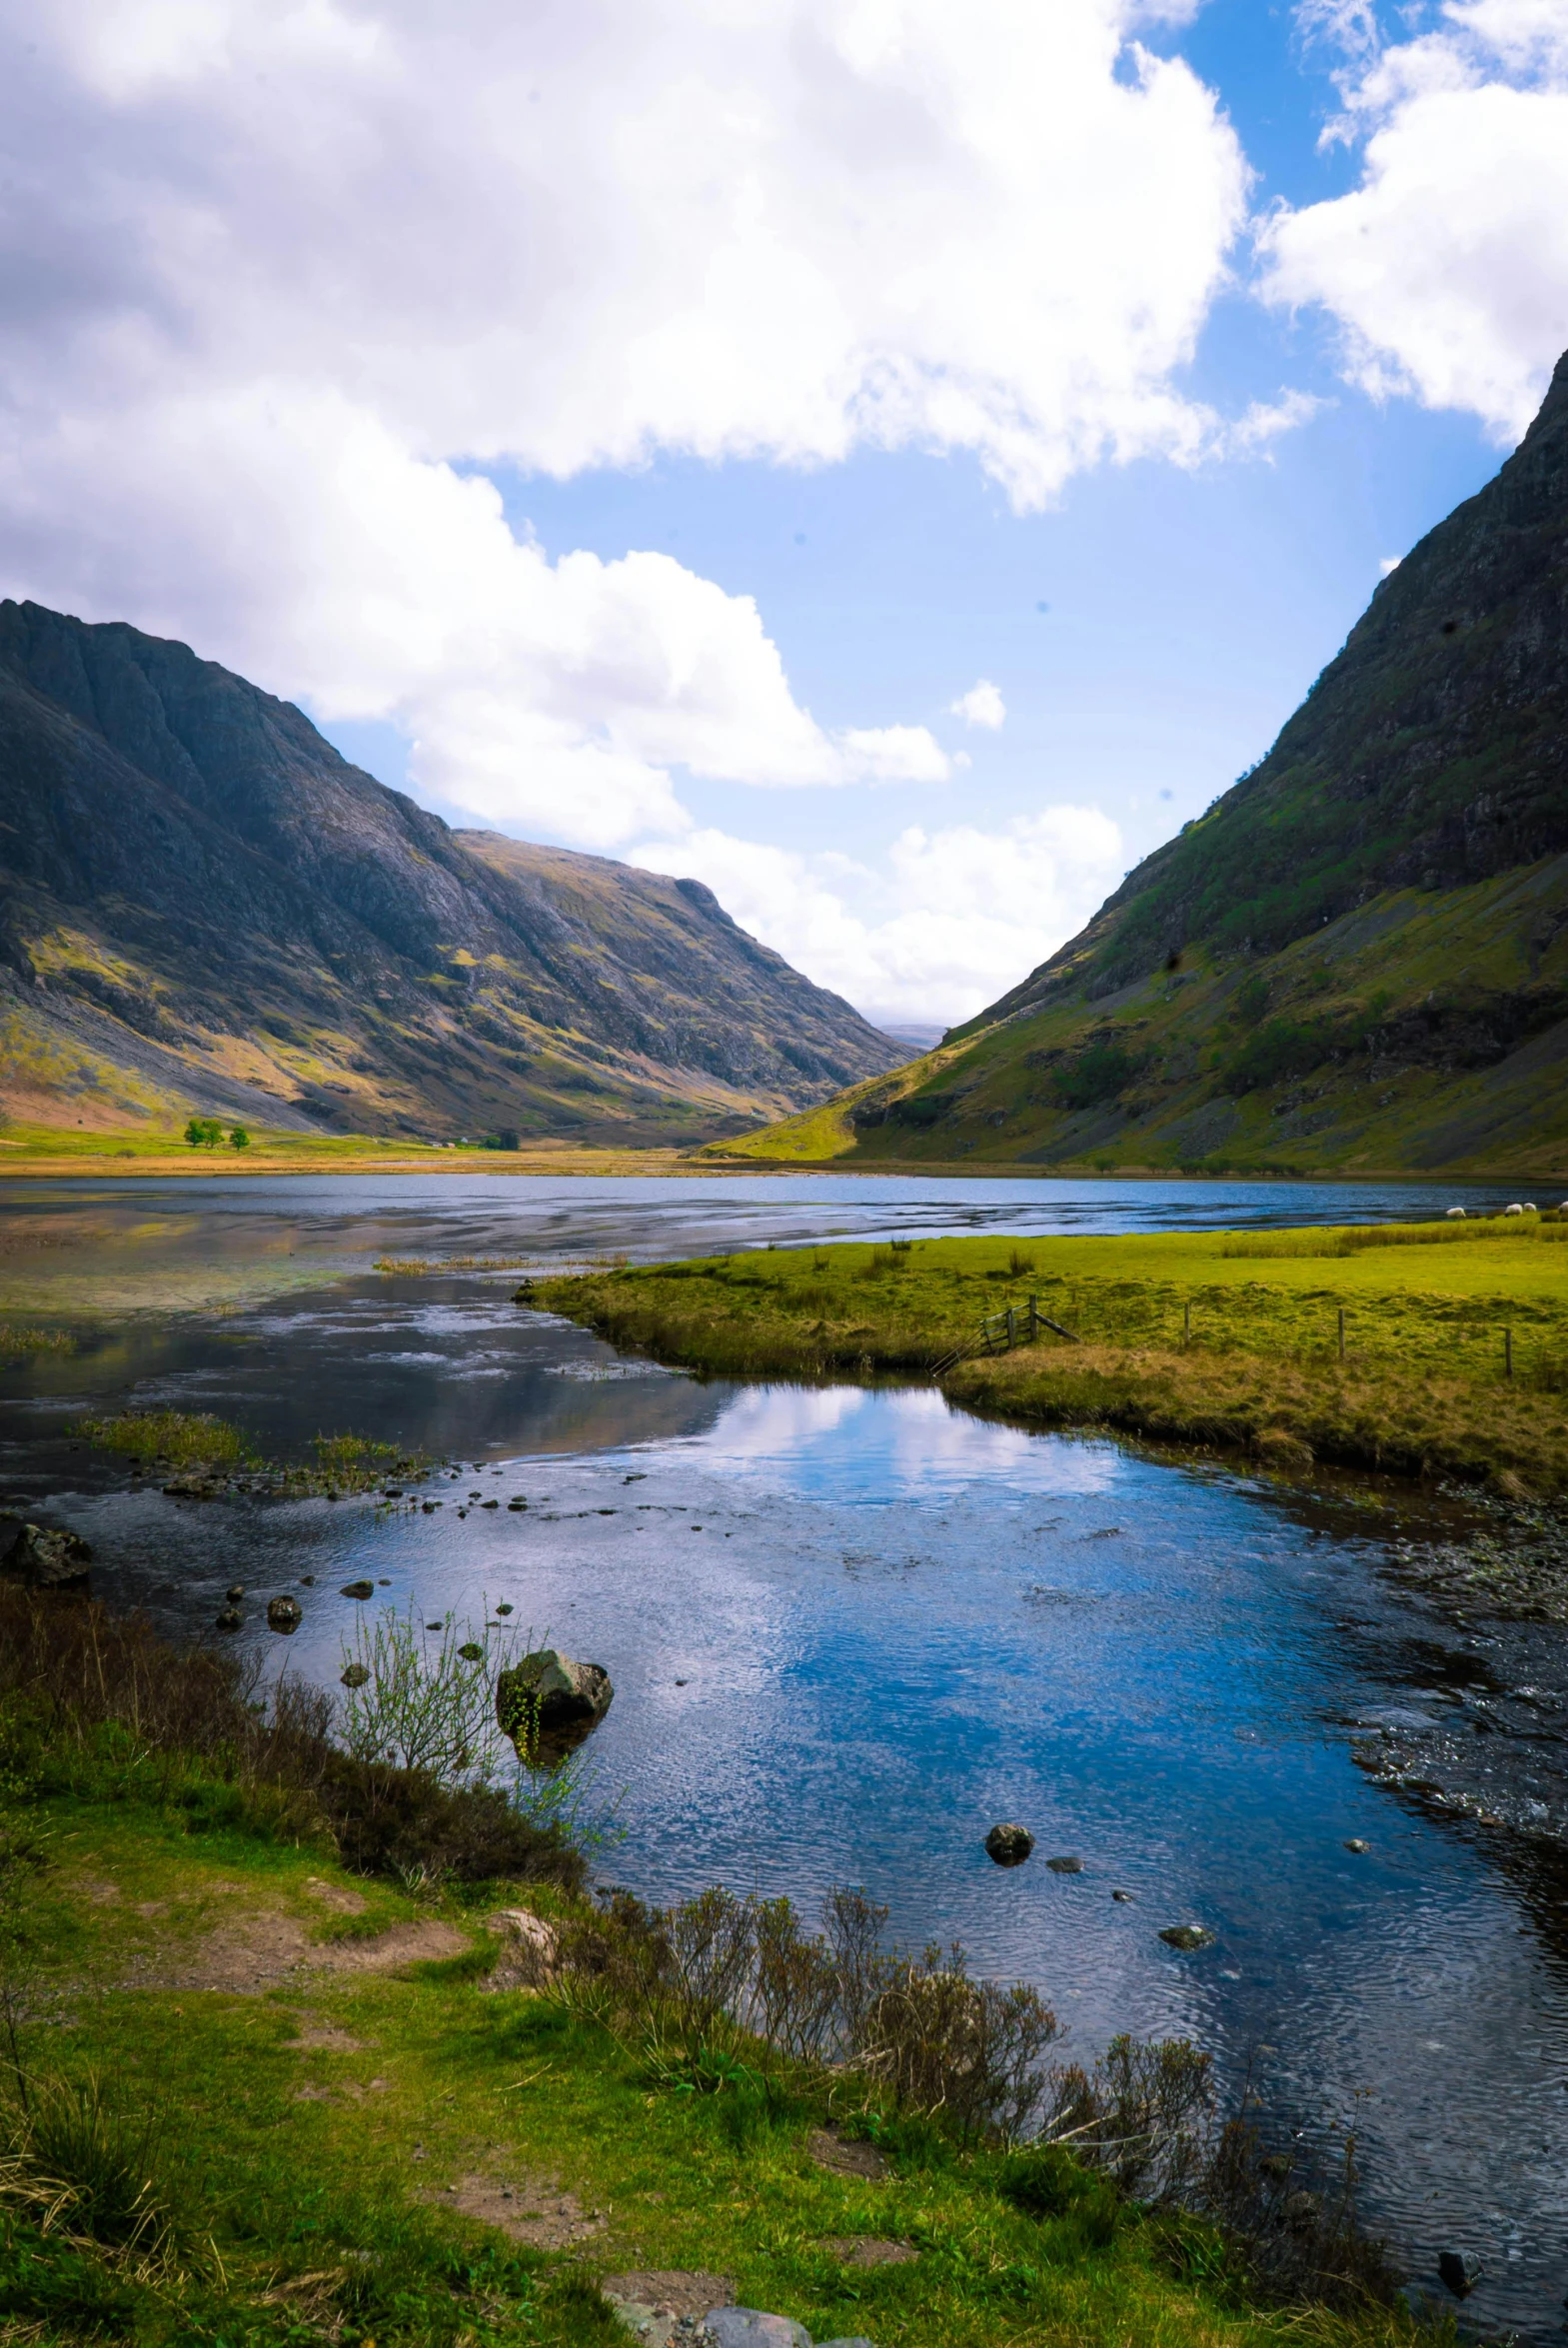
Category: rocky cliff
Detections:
[
  {"x1": 729, "y1": 352, "x2": 1568, "y2": 1177},
  {"x1": 0, "y1": 603, "x2": 903, "y2": 1141}
]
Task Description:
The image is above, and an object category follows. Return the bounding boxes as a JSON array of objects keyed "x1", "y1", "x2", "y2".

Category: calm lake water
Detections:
[{"x1": 3, "y1": 1172, "x2": 1566, "y2": 2336}]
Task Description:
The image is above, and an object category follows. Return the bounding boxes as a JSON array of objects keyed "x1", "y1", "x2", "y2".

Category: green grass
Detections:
[
  {"x1": 533, "y1": 1219, "x2": 1568, "y2": 1502},
  {"x1": 0, "y1": 1783, "x2": 1431, "y2": 2348}
]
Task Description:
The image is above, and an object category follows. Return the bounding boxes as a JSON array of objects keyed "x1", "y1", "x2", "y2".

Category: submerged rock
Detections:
[
  {"x1": 215, "y1": 1606, "x2": 242, "y2": 1632},
  {"x1": 497, "y1": 1649, "x2": 614, "y2": 1755},
  {"x1": 340, "y1": 1579, "x2": 375, "y2": 1599},
  {"x1": 1159, "y1": 1923, "x2": 1215, "y2": 1951},
  {"x1": 1045, "y1": 1854, "x2": 1083, "y2": 1874},
  {"x1": 984, "y1": 1823, "x2": 1034, "y2": 1867},
  {"x1": 340, "y1": 1663, "x2": 370, "y2": 1688},
  {"x1": 0, "y1": 1518, "x2": 92, "y2": 1587},
  {"x1": 266, "y1": 1594, "x2": 303, "y2": 1633},
  {"x1": 1437, "y1": 2249, "x2": 1483, "y2": 2298}
]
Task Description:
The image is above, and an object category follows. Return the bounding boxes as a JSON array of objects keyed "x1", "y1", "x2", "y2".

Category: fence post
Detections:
[
  {"x1": 1006, "y1": 1305, "x2": 1017, "y2": 1350},
  {"x1": 1505, "y1": 1327, "x2": 1513, "y2": 1380},
  {"x1": 1337, "y1": 1308, "x2": 1345, "y2": 1361},
  {"x1": 1029, "y1": 1293, "x2": 1039, "y2": 1341}
]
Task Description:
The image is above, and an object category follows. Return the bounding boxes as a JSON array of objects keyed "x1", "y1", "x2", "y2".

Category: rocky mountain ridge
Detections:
[
  {"x1": 0, "y1": 601, "x2": 903, "y2": 1141},
  {"x1": 728, "y1": 352, "x2": 1568, "y2": 1177}
]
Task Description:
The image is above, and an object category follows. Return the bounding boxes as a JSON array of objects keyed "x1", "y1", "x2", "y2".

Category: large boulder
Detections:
[
  {"x1": 496, "y1": 1649, "x2": 613, "y2": 1757},
  {"x1": 0, "y1": 1517, "x2": 91, "y2": 1588}
]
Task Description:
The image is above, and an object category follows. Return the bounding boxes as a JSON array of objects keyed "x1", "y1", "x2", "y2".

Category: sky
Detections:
[{"x1": 1, "y1": 2, "x2": 1566, "y2": 1035}]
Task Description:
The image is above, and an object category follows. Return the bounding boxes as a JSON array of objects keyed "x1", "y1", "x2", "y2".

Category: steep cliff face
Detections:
[
  {"x1": 0, "y1": 602, "x2": 902, "y2": 1140},
  {"x1": 728, "y1": 354, "x2": 1568, "y2": 1178}
]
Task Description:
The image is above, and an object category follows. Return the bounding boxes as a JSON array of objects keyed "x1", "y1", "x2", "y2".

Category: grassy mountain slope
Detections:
[
  {"x1": 726, "y1": 352, "x2": 1568, "y2": 1177},
  {"x1": 0, "y1": 603, "x2": 904, "y2": 1144}
]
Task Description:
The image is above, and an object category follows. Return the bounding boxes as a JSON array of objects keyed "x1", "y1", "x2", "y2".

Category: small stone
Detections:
[
  {"x1": 1438, "y1": 2250, "x2": 1482, "y2": 2298},
  {"x1": 340, "y1": 1579, "x2": 375, "y2": 1599},
  {"x1": 1284, "y1": 2191, "x2": 1321, "y2": 2229},
  {"x1": 702, "y1": 2315, "x2": 810, "y2": 2348},
  {"x1": 215, "y1": 1607, "x2": 242, "y2": 1632},
  {"x1": 458, "y1": 1642, "x2": 484, "y2": 1662},
  {"x1": 1343, "y1": 1838, "x2": 1370, "y2": 1853},
  {"x1": 383, "y1": 1486, "x2": 403, "y2": 1498},
  {"x1": 226, "y1": 1583, "x2": 245, "y2": 1600},
  {"x1": 266, "y1": 1594, "x2": 303, "y2": 1633},
  {"x1": 1045, "y1": 1854, "x2": 1083, "y2": 1874},
  {"x1": 300, "y1": 1574, "x2": 316, "y2": 1586},
  {"x1": 1258, "y1": 2154, "x2": 1293, "y2": 2180},
  {"x1": 1159, "y1": 1923, "x2": 1215, "y2": 1951},
  {"x1": 1111, "y1": 1889, "x2": 1132, "y2": 1902},
  {"x1": 340, "y1": 1664, "x2": 370, "y2": 1688},
  {"x1": 984, "y1": 1822, "x2": 1034, "y2": 1866},
  {"x1": 496, "y1": 1602, "x2": 513, "y2": 1614},
  {"x1": 482, "y1": 1498, "x2": 499, "y2": 1509}
]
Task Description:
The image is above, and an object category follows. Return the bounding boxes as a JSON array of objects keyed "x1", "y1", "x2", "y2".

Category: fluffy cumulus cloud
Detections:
[
  {"x1": 0, "y1": 0, "x2": 1258, "y2": 866},
  {"x1": 1262, "y1": 1, "x2": 1568, "y2": 437},
  {"x1": 634, "y1": 807, "x2": 1124, "y2": 1027},
  {"x1": 949, "y1": 680, "x2": 1007, "y2": 731}
]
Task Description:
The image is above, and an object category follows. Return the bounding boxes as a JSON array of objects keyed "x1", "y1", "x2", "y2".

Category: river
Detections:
[{"x1": 2, "y1": 1171, "x2": 1565, "y2": 2336}]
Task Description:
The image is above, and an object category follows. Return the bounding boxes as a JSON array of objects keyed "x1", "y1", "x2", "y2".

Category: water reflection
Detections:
[{"x1": 2, "y1": 1172, "x2": 1566, "y2": 2334}]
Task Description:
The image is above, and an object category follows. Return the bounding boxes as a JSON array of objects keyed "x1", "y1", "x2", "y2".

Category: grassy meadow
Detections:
[{"x1": 533, "y1": 1213, "x2": 1568, "y2": 1500}]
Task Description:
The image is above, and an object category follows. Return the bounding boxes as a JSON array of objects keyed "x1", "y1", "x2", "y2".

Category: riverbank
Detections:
[
  {"x1": 532, "y1": 1217, "x2": 1568, "y2": 1519},
  {"x1": 0, "y1": 1586, "x2": 1422, "y2": 2348}
]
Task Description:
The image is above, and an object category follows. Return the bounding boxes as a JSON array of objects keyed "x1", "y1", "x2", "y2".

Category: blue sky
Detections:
[{"x1": 2, "y1": 0, "x2": 1564, "y2": 1030}]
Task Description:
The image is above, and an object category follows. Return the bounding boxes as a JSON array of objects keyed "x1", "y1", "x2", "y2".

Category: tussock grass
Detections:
[
  {"x1": 82, "y1": 1409, "x2": 253, "y2": 1468},
  {"x1": 533, "y1": 1223, "x2": 1568, "y2": 1496}
]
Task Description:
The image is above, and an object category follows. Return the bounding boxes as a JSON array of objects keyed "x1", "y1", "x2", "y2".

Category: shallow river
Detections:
[{"x1": 3, "y1": 1173, "x2": 1566, "y2": 2337}]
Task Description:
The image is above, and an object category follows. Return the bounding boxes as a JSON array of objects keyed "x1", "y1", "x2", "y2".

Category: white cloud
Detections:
[
  {"x1": 949, "y1": 680, "x2": 1006, "y2": 731},
  {"x1": 1263, "y1": 3, "x2": 1568, "y2": 438},
  {"x1": 633, "y1": 806, "x2": 1124, "y2": 1026},
  {"x1": 1379, "y1": 554, "x2": 1402, "y2": 576},
  {"x1": 0, "y1": 0, "x2": 1270, "y2": 848}
]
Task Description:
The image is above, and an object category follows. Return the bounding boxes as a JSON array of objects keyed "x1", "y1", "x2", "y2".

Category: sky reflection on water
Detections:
[{"x1": 3, "y1": 1172, "x2": 1566, "y2": 2332}]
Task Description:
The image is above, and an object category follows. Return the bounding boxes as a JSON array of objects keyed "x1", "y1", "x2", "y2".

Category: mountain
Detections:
[
  {"x1": 0, "y1": 602, "x2": 904, "y2": 1142},
  {"x1": 729, "y1": 351, "x2": 1568, "y2": 1178}
]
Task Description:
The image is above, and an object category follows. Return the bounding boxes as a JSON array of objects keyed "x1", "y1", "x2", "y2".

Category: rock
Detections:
[
  {"x1": 817, "y1": 2340, "x2": 876, "y2": 2348},
  {"x1": 1283, "y1": 2191, "x2": 1321, "y2": 2229},
  {"x1": 1437, "y1": 2249, "x2": 1483, "y2": 2298},
  {"x1": 1258, "y1": 2154, "x2": 1293, "y2": 2180},
  {"x1": 487, "y1": 1907, "x2": 560, "y2": 1990},
  {"x1": 703, "y1": 2314, "x2": 811, "y2": 2348},
  {"x1": 340, "y1": 1580, "x2": 375, "y2": 1599},
  {"x1": 496, "y1": 1649, "x2": 614, "y2": 1754},
  {"x1": 0, "y1": 1518, "x2": 92, "y2": 1587},
  {"x1": 1045, "y1": 1854, "x2": 1083, "y2": 1874},
  {"x1": 215, "y1": 1606, "x2": 242, "y2": 1631},
  {"x1": 1343, "y1": 1838, "x2": 1370, "y2": 1853},
  {"x1": 984, "y1": 1823, "x2": 1034, "y2": 1866},
  {"x1": 458, "y1": 1642, "x2": 485, "y2": 1662},
  {"x1": 1111, "y1": 1889, "x2": 1132, "y2": 1902},
  {"x1": 226, "y1": 1583, "x2": 245, "y2": 1600},
  {"x1": 1159, "y1": 1924, "x2": 1215, "y2": 1951},
  {"x1": 340, "y1": 1663, "x2": 370, "y2": 1688},
  {"x1": 266, "y1": 1594, "x2": 303, "y2": 1632}
]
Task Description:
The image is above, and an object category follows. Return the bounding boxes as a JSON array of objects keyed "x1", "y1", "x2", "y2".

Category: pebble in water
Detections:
[
  {"x1": 984, "y1": 1823, "x2": 1034, "y2": 1867},
  {"x1": 1046, "y1": 1854, "x2": 1083, "y2": 1874}
]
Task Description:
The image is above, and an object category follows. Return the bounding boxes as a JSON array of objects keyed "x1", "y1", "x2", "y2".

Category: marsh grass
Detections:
[
  {"x1": 0, "y1": 1328, "x2": 74, "y2": 1362},
  {"x1": 82, "y1": 1409, "x2": 253, "y2": 1468},
  {"x1": 535, "y1": 1223, "x2": 1568, "y2": 1496}
]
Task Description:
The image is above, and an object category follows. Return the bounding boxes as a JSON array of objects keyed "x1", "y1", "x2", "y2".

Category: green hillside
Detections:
[{"x1": 724, "y1": 352, "x2": 1568, "y2": 1178}]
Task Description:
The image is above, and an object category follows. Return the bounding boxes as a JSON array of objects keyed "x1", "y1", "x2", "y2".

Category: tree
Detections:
[
  {"x1": 184, "y1": 1117, "x2": 223, "y2": 1149},
  {"x1": 230, "y1": 1126, "x2": 250, "y2": 1151}
]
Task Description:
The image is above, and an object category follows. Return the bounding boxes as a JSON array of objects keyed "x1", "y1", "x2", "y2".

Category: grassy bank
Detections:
[
  {"x1": 532, "y1": 1216, "x2": 1568, "y2": 1500},
  {"x1": 0, "y1": 1121, "x2": 717, "y2": 1178},
  {"x1": 0, "y1": 1588, "x2": 1424, "y2": 2348}
]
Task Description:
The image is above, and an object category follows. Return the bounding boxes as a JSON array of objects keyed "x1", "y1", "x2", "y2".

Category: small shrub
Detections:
[
  {"x1": 1007, "y1": 1247, "x2": 1034, "y2": 1278},
  {"x1": 10, "y1": 2072, "x2": 175, "y2": 2259}
]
